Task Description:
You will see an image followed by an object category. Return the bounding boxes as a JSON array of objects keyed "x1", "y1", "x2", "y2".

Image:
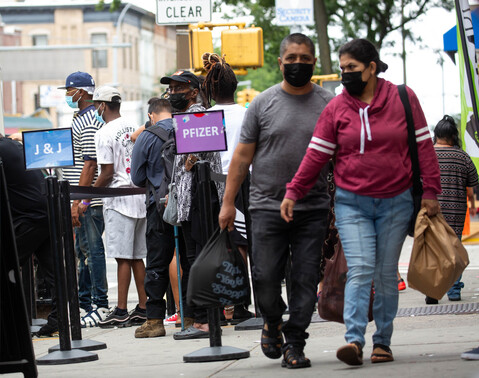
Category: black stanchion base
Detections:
[
  {"x1": 183, "y1": 346, "x2": 250, "y2": 362},
  {"x1": 32, "y1": 318, "x2": 47, "y2": 327},
  {"x1": 36, "y1": 349, "x2": 98, "y2": 365},
  {"x1": 48, "y1": 339, "x2": 107, "y2": 353},
  {"x1": 234, "y1": 317, "x2": 264, "y2": 331}
]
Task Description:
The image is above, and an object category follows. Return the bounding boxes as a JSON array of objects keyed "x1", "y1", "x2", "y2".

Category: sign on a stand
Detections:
[
  {"x1": 173, "y1": 110, "x2": 227, "y2": 154},
  {"x1": 156, "y1": 0, "x2": 212, "y2": 25},
  {"x1": 22, "y1": 128, "x2": 74, "y2": 170},
  {"x1": 275, "y1": 0, "x2": 314, "y2": 26}
]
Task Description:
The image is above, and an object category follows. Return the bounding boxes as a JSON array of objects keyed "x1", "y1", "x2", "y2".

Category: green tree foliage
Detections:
[
  {"x1": 96, "y1": 0, "x2": 121, "y2": 12},
  {"x1": 325, "y1": 0, "x2": 453, "y2": 50},
  {"x1": 217, "y1": 0, "x2": 453, "y2": 87}
]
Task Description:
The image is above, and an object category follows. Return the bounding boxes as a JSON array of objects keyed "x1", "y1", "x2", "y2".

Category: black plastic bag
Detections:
[{"x1": 187, "y1": 228, "x2": 250, "y2": 308}]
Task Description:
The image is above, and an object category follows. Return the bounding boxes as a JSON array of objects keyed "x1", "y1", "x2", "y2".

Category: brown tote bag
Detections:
[
  {"x1": 408, "y1": 208, "x2": 469, "y2": 299},
  {"x1": 318, "y1": 239, "x2": 374, "y2": 323}
]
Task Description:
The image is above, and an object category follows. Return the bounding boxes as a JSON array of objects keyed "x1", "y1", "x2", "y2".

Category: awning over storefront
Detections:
[
  {"x1": 443, "y1": 8, "x2": 479, "y2": 62},
  {"x1": 4, "y1": 115, "x2": 53, "y2": 136}
]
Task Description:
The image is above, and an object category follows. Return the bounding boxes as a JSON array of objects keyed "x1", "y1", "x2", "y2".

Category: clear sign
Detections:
[
  {"x1": 275, "y1": 0, "x2": 314, "y2": 26},
  {"x1": 173, "y1": 110, "x2": 226, "y2": 154},
  {"x1": 156, "y1": 0, "x2": 211, "y2": 25},
  {"x1": 22, "y1": 128, "x2": 74, "y2": 170}
]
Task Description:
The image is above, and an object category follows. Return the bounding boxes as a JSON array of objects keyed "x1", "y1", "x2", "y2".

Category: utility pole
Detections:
[{"x1": 401, "y1": 0, "x2": 407, "y2": 85}]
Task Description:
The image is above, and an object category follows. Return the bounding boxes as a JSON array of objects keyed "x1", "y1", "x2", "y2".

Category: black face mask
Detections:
[
  {"x1": 283, "y1": 63, "x2": 314, "y2": 87},
  {"x1": 168, "y1": 93, "x2": 190, "y2": 111},
  {"x1": 341, "y1": 71, "x2": 367, "y2": 96}
]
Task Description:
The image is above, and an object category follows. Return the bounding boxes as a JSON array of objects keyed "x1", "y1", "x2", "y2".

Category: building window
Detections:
[
  {"x1": 32, "y1": 34, "x2": 48, "y2": 46},
  {"x1": 91, "y1": 33, "x2": 107, "y2": 68}
]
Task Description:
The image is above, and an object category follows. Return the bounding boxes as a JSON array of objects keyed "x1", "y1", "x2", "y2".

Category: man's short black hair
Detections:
[
  {"x1": 148, "y1": 97, "x2": 173, "y2": 114},
  {"x1": 105, "y1": 101, "x2": 121, "y2": 112},
  {"x1": 280, "y1": 33, "x2": 315, "y2": 58}
]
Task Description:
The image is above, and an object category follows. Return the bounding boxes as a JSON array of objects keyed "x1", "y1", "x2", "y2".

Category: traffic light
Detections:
[
  {"x1": 311, "y1": 74, "x2": 342, "y2": 95},
  {"x1": 237, "y1": 89, "x2": 247, "y2": 107},
  {"x1": 321, "y1": 79, "x2": 342, "y2": 95},
  {"x1": 221, "y1": 27, "x2": 264, "y2": 68},
  {"x1": 189, "y1": 28, "x2": 213, "y2": 70},
  {"x1": 236, "y1": 88, "x2": 260, "y2": 108}
]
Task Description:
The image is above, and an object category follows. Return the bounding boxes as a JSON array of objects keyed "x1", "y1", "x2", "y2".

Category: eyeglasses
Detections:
[
  {"x1": 66, "y1": 88, "x2": 79, "y2": 95},
  {"x1": 167, "y1": 85, "x2": 190, "y2": 94}
]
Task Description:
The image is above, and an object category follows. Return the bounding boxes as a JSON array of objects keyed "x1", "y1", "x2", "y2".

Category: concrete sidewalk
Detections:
[{"x1": 20, "y1": 238, "x2": 479, "y2": 377}]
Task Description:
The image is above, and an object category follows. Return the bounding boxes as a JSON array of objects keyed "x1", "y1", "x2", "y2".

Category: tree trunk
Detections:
[{"x1": 314, "y1": 0, "x2": 333, "y2": 74}]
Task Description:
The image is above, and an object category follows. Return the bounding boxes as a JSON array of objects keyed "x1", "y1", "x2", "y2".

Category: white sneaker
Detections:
[
  {"x1": 461, "y1": 347, "x2": 479, "y2": 360},
  {"x1": 79, "y1": 306, "x2": 90, "y2": 318},
  {"x1": 81, "y1": 306, "x2": 110, "y2": 328}
]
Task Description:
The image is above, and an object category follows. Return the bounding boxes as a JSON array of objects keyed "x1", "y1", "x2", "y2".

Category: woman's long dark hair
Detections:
[
  {"x1": 338, "y1": 39, "x2": 388, "y2": 74},
  {"x1": 434, "y1": 115, "x2": 461, "y2": 147}
]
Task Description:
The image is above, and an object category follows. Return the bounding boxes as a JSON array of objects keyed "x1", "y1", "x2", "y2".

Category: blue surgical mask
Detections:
[
  {"x1": 65, "y1": 90, "x2": 80, "y2": 109},
  {"x1": 94, "y1": 107, "x2": 105, "y2": 124}
]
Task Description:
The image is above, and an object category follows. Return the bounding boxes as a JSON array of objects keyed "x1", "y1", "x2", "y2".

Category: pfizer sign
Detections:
[{"x1": 275, "y1": 0, "x2": 314, "y2": 26}]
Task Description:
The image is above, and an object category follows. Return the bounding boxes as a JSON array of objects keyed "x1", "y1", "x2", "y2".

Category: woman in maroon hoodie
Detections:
[{"x1": 281, "y1": 39, "x2": 441, "y2": 366}]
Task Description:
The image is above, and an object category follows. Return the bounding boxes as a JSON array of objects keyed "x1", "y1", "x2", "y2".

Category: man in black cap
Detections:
[
  {"x1": 159, "y1": 71, "x2": 226, "y2": 340},
  {"x1": 160, "y1": 70, "x2": 204, "y2": 113},
  {"x1": 58, "y1": 71, "x2": 109, "y2": 328}
]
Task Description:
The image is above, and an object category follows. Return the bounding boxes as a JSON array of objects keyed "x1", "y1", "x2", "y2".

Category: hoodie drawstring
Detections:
[{"x1": 359, "y1": 106, "x2": 371, "y2": 154}]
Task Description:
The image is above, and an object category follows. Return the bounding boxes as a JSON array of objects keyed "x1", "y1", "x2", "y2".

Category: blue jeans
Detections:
[
  {"x1": 74, "y1": 205, "x2": 108, "y2": 310},
  {"x1": 250, "y1": 209, "x2": 329, "y2": 350},
  {"x1": 334, "y1": 188, "x2": 413, "y2": 347}
]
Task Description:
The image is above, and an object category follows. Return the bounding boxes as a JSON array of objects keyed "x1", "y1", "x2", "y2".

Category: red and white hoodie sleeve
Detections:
[{"x1": 285, "y1": 104, "x2": 336, "y2": 202}]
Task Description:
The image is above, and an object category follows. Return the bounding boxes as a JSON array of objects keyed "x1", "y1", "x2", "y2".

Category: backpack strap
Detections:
[
  {"x1": 145, "y1": 124, "x2": 171, "y2": 143},
  {"x1": 398, "y1": 84, "x2": 422, "y2": 196}
]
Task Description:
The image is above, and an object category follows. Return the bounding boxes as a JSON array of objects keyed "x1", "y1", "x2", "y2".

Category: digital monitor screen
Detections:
[
  {"x1": 22, "y1": 128, "x2": 75, "y2": 170},
  {"x1": 172, "y1": 110, "x2": 227, "y2": 154}
]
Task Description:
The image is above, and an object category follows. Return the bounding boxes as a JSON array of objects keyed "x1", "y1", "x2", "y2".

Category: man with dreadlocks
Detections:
[{"x1": 202, "y1": 52, "x2": 254, "y2": 325}]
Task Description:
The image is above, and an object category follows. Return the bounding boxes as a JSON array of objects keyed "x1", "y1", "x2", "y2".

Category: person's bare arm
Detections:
[
  {"x1": 218, "y1": 142, "x2": 255, "y2": 230},
  {"x1": 94, "y1": 164, "x2": 114, "y2": 188},
  {"x1": 72, "y1": 160, "x2": 99, "y2": 226},
  {"x1": 76, "y1": 160, "x2": 99, "y2": 216},
  {"x1": 131, "y1": 125, "x2": 145, "y2": 143},
  {"x1": 468, "y1": 187, "x2": 476, "y2": 217}
]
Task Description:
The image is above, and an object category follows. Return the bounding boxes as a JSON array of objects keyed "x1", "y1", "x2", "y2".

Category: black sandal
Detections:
[
  {"x1": 371, "y1": 344, "x2": 394, "y2": 363},
  {"x1": 261, "y1": 321, "x2": 283, "y2": 359},
  {"x1": 281, "y1": 345, "x2": 311, "y2": 369}
]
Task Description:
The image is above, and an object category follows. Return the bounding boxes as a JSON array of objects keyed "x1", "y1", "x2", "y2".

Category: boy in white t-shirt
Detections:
[{"x1": 90, "y1": 86, "x2": 148, "y2": 328}]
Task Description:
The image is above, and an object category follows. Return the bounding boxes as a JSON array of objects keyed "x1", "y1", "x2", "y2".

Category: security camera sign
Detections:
[
  {"x1": 275, "y1": 0, "x2": 314, "y2": 26},
  {"x1": 156, "y1": 0, "x2": 212, "y2": 25}
]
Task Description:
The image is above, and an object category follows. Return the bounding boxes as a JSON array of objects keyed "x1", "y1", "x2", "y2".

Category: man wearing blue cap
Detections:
[{"x1": 58, "y1": 71, "x2": 109, "y2": 328}]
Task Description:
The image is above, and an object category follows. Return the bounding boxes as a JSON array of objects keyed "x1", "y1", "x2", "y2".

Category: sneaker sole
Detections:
[
  {"x1": 99, "y1": 321, "x2": 132, "y2": 329},
  {"x1": 337, "y1": 345, "x2": 363, "y2": 366}
]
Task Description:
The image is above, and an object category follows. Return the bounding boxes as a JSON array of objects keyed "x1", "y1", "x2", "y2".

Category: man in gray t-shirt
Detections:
[{"x1": 219, "y1": 33, "x2": 334, "y2": 368}]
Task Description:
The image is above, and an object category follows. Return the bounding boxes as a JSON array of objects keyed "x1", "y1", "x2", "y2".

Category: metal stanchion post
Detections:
[
  {"x1": 36, "y1": 176, "x2": 98, "y2": 365},
  {"x1": 183, "y1": 161, "x2": 249, "y2": 362},
  {"x1": 48, "y1": 181, "x2": 106, "y2": 353},
  {"x1": 234, "y1": 173, "x2": 264, "y2": 331}
]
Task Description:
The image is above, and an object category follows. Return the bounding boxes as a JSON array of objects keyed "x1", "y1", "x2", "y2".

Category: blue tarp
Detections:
[{"x1": 443, "y1": 8, "x2": 479, "y2": 52}]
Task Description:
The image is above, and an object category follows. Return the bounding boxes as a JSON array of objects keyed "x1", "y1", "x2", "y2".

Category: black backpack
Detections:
[{"x1": 144, "y1": 124, "x2": 176, "y2": 213}]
